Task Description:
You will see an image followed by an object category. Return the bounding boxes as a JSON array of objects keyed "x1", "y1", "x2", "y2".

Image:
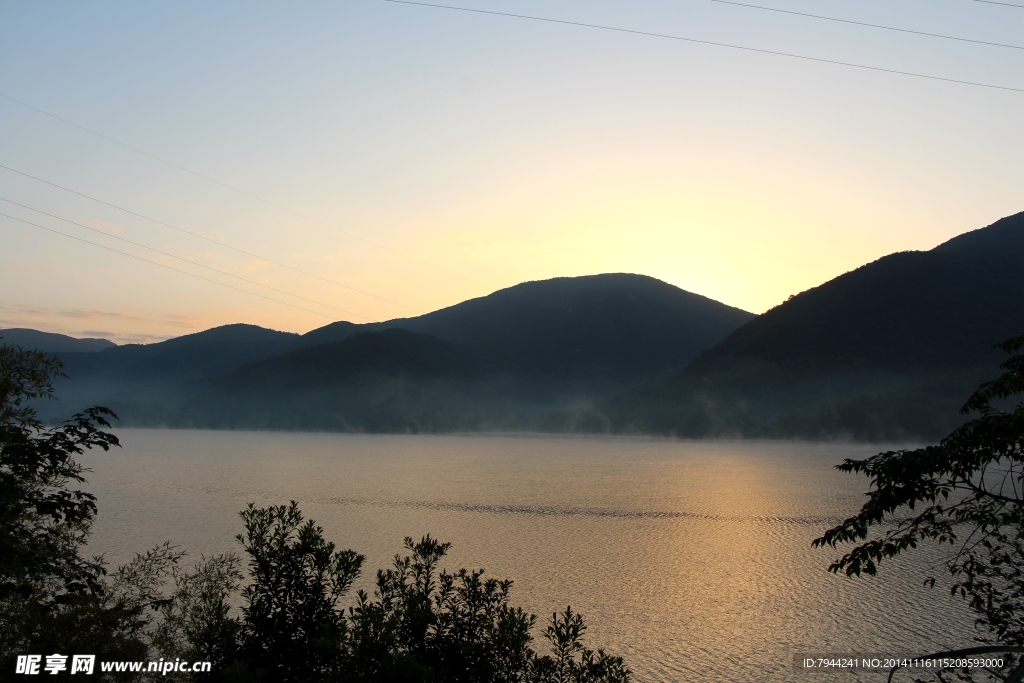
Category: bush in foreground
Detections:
[
  {"x1": 0, "y1": 343, "x2": 148, "y2": 681},
  {"x1": 816, "y1": 334, "x2": 1024, "y2": 682},
  {"x1": 124, "y1": 502, "x2": 630, "y2": 683},
  {"x1": 0, "y1": 342, "x2": 629, "y2": 682}
]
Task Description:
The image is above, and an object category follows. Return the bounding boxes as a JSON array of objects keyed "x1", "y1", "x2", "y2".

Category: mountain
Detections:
[
  {"x1": 606, "y1": 211, "x2": 1024, "y2": 440},
  {"x1": 34, "y1": 275, "x2": 752, "y2": 428},
  {"x1": 61, "y1": 323, "x2": 300, "y2": 379},
  {"x1": 0, "y1": 328, "x2": 117, "y2": 353},
  {"x1": 17, "y1": 209, "x2": 1023, "y2": 439},
  {"x1": 38, "y1": 324, "x2": 301, "y2": 424},
  {"x1": 180, "y1": 329, "x2": 505, "y2": 432},
  {"x1": 303, "y1": 273, "x2": 754, "y2": 382}
]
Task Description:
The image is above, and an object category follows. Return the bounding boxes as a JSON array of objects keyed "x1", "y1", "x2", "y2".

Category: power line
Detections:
[
  {"x1": 2, "y1": 207, "x2": 536, "y2": 372},
  {"x1": 0, "y1": 164, "x2": 425, "y2": 315},
  {"x1": 0, "y1": 197, "x2": 372, "y2": 321},
  {"x1": 973, "y1": 0, "x2": 1024, "y2": 7},
  {"x1": 0, "y1": 92, "x2": 481, "y2": 287},
  {"x1": 0, "y1": 212, "x2": 343, "y2": 321},
  {"x1": 15, "y1": 196, "x2": 539, "y2": 381},
  {"x1": 382, "y1": 0, "x2": 1024, "y2": 94},
  {"x1": 708, "y1": 0, "x2": 1023, "y2": 50},
  {"x1": 0, "y1": 166, "x2": 503, "y2": 343}
]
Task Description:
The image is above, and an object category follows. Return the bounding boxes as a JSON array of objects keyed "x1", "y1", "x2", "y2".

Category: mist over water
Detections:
[{"x1": 82, "y1": 430, "x2": 975, "y2": 682}]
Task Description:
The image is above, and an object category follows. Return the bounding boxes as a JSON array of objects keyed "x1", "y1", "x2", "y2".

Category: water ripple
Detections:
[
  {"x1": 100, "y1": 479, "x2": 843, "y2": 525},
  {"x1": 313, "y1": 496, "x2": 842, "y2": 525}
]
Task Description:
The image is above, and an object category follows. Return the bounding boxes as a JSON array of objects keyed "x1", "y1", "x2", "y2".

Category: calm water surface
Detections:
[{"x1": 81, "y1": 430, "x2": 976, "y2": 682}]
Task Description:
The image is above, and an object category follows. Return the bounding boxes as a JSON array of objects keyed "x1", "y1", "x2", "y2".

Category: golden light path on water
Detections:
[{"x1": 81, "y1": 430, "x2": 976, "y2": 682}]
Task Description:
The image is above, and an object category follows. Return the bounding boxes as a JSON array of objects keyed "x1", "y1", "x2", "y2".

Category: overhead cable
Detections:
[
  {"x1": 708, "y1": 0, "x2": 1022, "y2": 50},
  {"x1": 0, "y1": 166, "x2": 500, "y2": 342},
  {"x1": 382, "y1": 0, "x2": 1024, "y2": 93},
  {"x1": 0, "y1": 212, "x2": 343, "y2": 321},
  {"x1": 0, "y1": 197, "x2": 371, "y2": 320},
  {"x1": 0, "y1": 92, "x2": 481, "y2": 286},
  {"x1": 0, "y1": 163, "x2": 424, "y2": 314},
  {"x1": 973, "y1": 0, "x2": 1024, "y2": 8}
]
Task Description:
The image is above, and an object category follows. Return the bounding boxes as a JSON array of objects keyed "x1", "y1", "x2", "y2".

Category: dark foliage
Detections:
[
  {"x1": 0, "y1": 342, "x2": 149, "y2": 681},
  {"x1": 181, "y1": 508, "x2": 632, "y2": 683},
  {"x1": 1, "y1": 342, "x2": 631, "y2": 681},
  {"x1": 815, "y1": 334, "x2": 1024, "y2": 681},
  {"x1": 234, "y1": 502, "x2": 364, "y2": 681}
]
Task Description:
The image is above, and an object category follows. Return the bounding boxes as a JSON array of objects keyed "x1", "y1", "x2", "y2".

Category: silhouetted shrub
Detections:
[{"x1": 0, "y1": 342, "x2": 630, "y2": 682}]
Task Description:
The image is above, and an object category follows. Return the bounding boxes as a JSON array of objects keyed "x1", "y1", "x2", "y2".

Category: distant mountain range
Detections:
[
  {"x1": 24, "y1": 273, "x2": 753, "y2": 431},
  {"x1": 8, "y1": 211, "x2": 1023, "y2": 440},
  {"x1": 0, "y1": 328, "x2": 118, "y2": 353},
  {"x1": 600, "y1": 210, "x2": 1024, "y2": 439}
]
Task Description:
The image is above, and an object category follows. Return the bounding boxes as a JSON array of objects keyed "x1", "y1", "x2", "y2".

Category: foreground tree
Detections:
[
  {"x1": 815, "y1": 335, "x2": 1024, "y2": 682},
  {"x1": 235, "y1": 501, "x2": 364, "y2": 681},
  {"x1": 343, "y1": 535, "x2": 629, "y2": 683},
  {"x1": 0, "y1": 342, "x2": 149, "y2": 680},
  {"x1": 146, "y1": 505, "x2": 631, "y2": 682},
  {"x1": 0, "y1": 342, "x2": 630, "y2": 682},
  {"x1": 231, "y1": 512, "x2": 628, "y2": 682}
]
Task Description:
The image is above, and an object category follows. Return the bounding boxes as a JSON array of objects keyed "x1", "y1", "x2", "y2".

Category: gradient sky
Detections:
[{"x1": 1, "y1": 0, "x2": 1021, "y2": 343}]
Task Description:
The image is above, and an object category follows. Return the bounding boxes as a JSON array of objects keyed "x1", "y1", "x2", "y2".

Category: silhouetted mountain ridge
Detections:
[
  {"x1": 0, "y1": 328, "x2": 117, "y2": 353},
  {"x1": 27, "y1": 274, "x2": 752, "y2": 428},
  {"x1": 305, "y1": 273, "x2": 753, "y2": 379},
  {"x1": 603, "y1": 211, "x2": 1024, "y2": 440},
  {"x1": 14, "y1": 210, "x2": 1022, "y2": 439},
  {"x1": 688, "y1": 214, "x2": 1023, "y2": 371}
]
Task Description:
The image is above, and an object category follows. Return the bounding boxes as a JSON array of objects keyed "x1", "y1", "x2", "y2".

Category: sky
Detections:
[{"x1": 1, "y1": 0, "x2": 1021, "y2": 344}]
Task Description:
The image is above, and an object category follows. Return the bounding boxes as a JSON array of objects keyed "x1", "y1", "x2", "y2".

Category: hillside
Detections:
[
  {"x1": 179, "y1": 329, "x2": 508, "y2": 431},
  {"x1": 38, "y1": 324, "x2": 302, "y2": 424},
  {"x1": 0, "y1": 328, "x2": 116, "y2": 353},
  {"x1": 606, "y1": 211, "x2": 1024, "y2": 440},
  {"x1": 305, "y1": 273, "x2": 754, "y2": 381},
  {"x1": 29, "y1": 274, "x2": 751, "y2": 428}
]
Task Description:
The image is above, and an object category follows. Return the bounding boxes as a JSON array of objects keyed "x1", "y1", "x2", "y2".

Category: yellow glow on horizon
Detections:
[
  {"x1": 1, "y1": 158, "x2": 969, "y2": 345},
  {"x1": 378, "y1": 151, "x2": 932, "y2": 321},
  {"x1": 2, "y1": 136, "x2": 1003, "y2": 345}
]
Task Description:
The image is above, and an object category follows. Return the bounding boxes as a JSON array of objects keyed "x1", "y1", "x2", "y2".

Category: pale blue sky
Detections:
[{"x1": 1, "y1": 0, "x2": 1021, "y2": 342}]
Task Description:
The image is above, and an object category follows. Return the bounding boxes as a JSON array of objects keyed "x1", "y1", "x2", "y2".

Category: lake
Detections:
[{"x1": 80, "y1": 430, "x2": 977, "y2": 682}]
